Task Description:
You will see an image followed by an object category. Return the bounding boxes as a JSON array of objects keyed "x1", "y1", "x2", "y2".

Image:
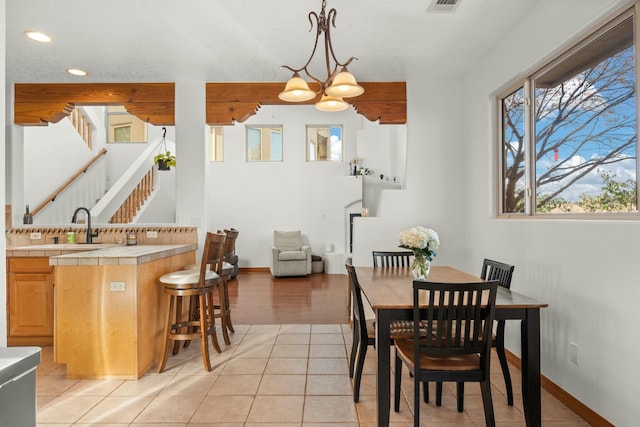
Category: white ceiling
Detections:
[{"x1": 6, "y1": 0, "x2": 540, "y2": 84}]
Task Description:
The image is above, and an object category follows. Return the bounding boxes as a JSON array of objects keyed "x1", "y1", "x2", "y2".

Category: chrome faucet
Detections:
[{"x1": 71, "y1": 207, "x2": 99, "y2": 244}]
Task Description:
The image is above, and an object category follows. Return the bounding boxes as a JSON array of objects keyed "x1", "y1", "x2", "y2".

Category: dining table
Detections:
[{"x1": 355, "y1": 265, "x2": 548, "y2": 427}]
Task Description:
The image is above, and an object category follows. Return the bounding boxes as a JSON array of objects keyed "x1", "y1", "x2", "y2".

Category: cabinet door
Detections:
[{"x1": 8, "y1": 271, "x2": 54, "y2": 337}]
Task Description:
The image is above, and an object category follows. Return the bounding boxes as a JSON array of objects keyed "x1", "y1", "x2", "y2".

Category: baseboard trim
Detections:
[
  {"x1": 238, "y1": 267, "x2": 270, "y2": 273},
  {"x1": 505, "y1": 350, "x2": 614, "y2": 427}
]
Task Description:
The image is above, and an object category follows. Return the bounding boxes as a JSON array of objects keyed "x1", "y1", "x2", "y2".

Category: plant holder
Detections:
[
  {"x1": 157, "y1": 159, "x2": 171, "y2": 171},
  {"x1": 154, "y1": 127, "x2": 176, "y2": 170}
]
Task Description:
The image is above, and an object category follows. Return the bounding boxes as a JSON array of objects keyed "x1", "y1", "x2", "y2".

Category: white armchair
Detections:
[{"x1": 270, "y1": 230, "x2": 312, "y2": 277}]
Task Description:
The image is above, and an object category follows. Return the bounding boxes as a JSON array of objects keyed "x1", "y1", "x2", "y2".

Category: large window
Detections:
[
  {"x1": 499, "y1": 11, "x2": 637, "y2": 217},
  {"x1": 246, "y1": 126, "x2": 283, "y2": 161}
]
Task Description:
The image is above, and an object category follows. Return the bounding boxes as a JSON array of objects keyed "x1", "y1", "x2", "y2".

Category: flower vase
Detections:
[{"x1": 411, "y1": 256, "x2": 431, "y2": 281}]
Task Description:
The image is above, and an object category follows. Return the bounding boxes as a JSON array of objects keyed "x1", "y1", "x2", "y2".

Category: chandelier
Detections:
[{"x1": 278, "y1": 0, "x2": 364, "y2": 112}]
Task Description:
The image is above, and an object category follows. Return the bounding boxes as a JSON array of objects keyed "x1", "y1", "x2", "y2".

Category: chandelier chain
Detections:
[{"x1": 282, "y1": 0, "x2": 357, "y2": 92}]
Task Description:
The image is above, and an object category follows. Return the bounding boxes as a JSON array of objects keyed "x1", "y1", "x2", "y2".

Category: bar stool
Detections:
[
  {"x1": 184, "y1": 229, "x2": 235, "y2": 345},
  {"x1": 157, "y1": 231, "x2": 225, "y2": 373},
  {"x1": 223, "y1": 227, "x2": 239, "y2": 278}
]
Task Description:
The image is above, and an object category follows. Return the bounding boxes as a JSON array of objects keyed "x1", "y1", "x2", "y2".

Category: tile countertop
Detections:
[
  {"x1": 48, "y1": 244, "x2": 197, "y2": 266},
  {"x1": 6, "y1": 243, "x2": 119, "y2": 257}
]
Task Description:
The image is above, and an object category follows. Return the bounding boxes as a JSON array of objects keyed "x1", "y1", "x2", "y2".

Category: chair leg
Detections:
[
  {"x1": 413, "y1": 369, "x2": 420, "y2": 427},
  {"x1": 394, "y1": 353, "x2": 402, "y2": 412},
  {"x1": 352, "y1": 336, "x2": 367, "y2": 402},
  {"x1": 349, "y1": 320, "x2": 359, "y2": 378},
  {"x1": 495, "y1": 321, "x2": 514, "y2": 405},
  {"x1": 436, "y1": 382, "x2": 443, "y2": 406},
  {"x1": 480, "y1": 379, "x2": 496, "y2": 427},
  {"x1": 172, "y1": 296, "x2": 183, "y2": 355},
  {"x1": 206, "y1": 289, "x2": 222, "y2": 354},
  {"x1": 183, "y1": 295, "x2": 198, "y2": 349},
  {"x1": 198, "y1": 293, "x2": 212, "y2": 372},
  {"x1": 423, "y1": 381, "x2": 429, "y2": 403},
  {"x1": 456, "y1": 382, "x2": 464, "y2": 412},
  {"x1": 157, "y1": 293, "x2": 174, "y2": 373},
  {"x1": 224, "y1": 277, "x2": 235, "y2": 333},
  {"x1": 217, "y1": 281, "x2": 231, "y2": 346}
]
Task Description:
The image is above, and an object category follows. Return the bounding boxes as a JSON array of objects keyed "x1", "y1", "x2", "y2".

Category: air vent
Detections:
[{"x1": 427, "y1": 0, "x2": 462, "y2": 13}]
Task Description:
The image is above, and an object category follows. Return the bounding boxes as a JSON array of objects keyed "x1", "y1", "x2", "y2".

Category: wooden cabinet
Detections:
[
  {"x1": 7, "y1": 257, "x2": 54, "y2": 346},
  {"x1": 54, "y1": 250, "x2": 195, "y2": 379}
]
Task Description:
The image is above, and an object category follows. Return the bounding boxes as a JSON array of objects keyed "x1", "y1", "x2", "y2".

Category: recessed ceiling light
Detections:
[
  {"x1": 24, "y1": 31, "x2": 51, "y2": 43},
  {"x1": 66, "y1": 68, "x2": 88, "y2": 77}
]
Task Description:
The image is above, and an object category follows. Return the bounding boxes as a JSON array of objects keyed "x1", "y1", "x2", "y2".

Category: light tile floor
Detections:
[{"x1": 35, "y1": 324, "x2": 589, "y2": 426}]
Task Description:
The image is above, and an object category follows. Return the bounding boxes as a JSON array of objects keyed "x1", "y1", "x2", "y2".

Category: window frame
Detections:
[
  {"x1": 496, "y1": 6, "x2": 639, "y2": 220},
  {"x1": 106, "y1": 105, "x2": 148, "y2": 143},
  {"x1": 306, "y1": 125, "x2": 344, "y2": 162},
  {"x1": 209, "y1": 126, "x2": 224, "y2": 162},
  {"x1": 245, "y1": 125, "x2": 283, "y2": 162}
]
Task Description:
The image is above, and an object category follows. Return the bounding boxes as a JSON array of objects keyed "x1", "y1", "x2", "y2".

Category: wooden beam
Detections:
[
  {"x1": 206, "y1": 81, "x2": 406, "y2": 125},
  {"x1": 14, "y1": 83, "x2": 175, "y2": 126},
  {"x1": 14, "y1": 81, "x2": 406, "y2": 126}
]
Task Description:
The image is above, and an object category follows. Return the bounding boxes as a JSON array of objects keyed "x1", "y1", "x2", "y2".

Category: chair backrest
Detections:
[
  {"x1": 372, "y1": 250, "x2": 414, "y2": 267},
  {"x1": 201, "y1": 231, "x2": 226, "y2": 280},
  {"x1": 223, "y1": 228, "x2": 239, "y2": 257},
  {"x1": 345, "y1": 259, "x2": 368, "y2": 340},
  {"x1": 274, "y1": 230, "x2": 302, "y2": 251},
  {"x1": 414, "y1": 280, "x2": 498, "y2": 360},
  {"x1": 480, "y1": 259, "x2": 515, "y2": 290}
]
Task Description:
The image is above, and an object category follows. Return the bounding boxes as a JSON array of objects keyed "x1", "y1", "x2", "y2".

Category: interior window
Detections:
[
  {"x1": 307, "y1": 125, "x2": 343, "y2": 161},
  {"x1": 106, "y1": 105, "x2": 148, "y2": 143},
  {"x1": 246, "y1": 126, "x2": 283, "y2": 161},
  {"x1": 209, "y1": 127, "x2": 224, "y2": 161}
]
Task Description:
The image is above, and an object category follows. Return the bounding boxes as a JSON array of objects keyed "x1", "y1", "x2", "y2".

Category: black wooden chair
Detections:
[
  {"x1": 372, "y1": 250, "x2": 414, "y2": 267},
  {"x1": 433, "y1": 258, "x2": 516, "y2": 410},
  {"x1": 482, "y1": 258, "x2": 516, "y2": 405},
  {"x1": 345, "y1": 259, "x2": 427, "y2": 402},
  {"x1": 394, "y1": 280, "x2": 499, "y2": 427}
]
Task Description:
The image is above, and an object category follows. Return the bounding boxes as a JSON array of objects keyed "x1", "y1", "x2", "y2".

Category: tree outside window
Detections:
[{"x1": 500, "y1": 13, "x2": 637, "y2": 215}]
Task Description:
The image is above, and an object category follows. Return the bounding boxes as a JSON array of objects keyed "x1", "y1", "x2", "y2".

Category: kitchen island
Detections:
[{"x1": 50, "y1": 244, "x2": 196, "y2": 379}]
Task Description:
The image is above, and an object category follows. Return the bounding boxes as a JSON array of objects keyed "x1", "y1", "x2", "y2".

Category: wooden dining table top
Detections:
[{"x1": 355, "y1": 265, "x2": 549, "y2": 310}]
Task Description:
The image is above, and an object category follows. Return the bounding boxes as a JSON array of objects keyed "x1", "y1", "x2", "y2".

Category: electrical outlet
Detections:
[
  {"x1": 146, "y1": 231, "x2": 158, "y2": 239},
  {"x1": 110, "y1": 282, "x2": 126, "y2": 292},
  {"x1": 30, "y1": 232, "x2": 42, "y2": 240},
  {"x1": 569, "y1": 342, "x2": 578, "y2": 364}
]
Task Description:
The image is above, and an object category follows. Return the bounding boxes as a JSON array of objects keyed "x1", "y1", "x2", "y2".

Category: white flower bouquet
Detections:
[{"x1": 399, "y1": 226, "x2": 440, "y2": 279}]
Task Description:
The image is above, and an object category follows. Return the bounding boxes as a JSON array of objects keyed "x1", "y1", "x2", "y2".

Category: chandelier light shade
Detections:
[
  {"x1": 279, "y1": 0, "x2": 364, "y2": 111},
  {"x1": 324, "y1": 68, "x2": 364, "y2": 98},
  {"x1": 277, "y1": 72, "x2": 316, "y2": 102},
  {"x1": 315, "y1": 94, "x2": 349, "y2": 112}
]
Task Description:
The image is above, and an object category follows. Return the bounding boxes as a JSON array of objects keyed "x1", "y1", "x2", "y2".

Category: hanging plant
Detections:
[
  {"x1": 154, "y1": 151, "x2": 176, "y2": 170},
  {"x1": 154, "y1": 127, "x2": 176, "y2": 170}
]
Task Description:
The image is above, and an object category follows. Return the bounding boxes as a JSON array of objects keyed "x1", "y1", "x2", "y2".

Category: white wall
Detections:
[
  {"x1": 351, "y1": 75, "x2": 469, "y2": 268},
  {"x1": 463, "y1": 0, "x2": 634, "y2": 425},
  {"x1": 1, "y1": 0, "x2": 6, "y2": 347},
  {"x1": 205, "y1": 105, "x2": 367, "y2": 267}
]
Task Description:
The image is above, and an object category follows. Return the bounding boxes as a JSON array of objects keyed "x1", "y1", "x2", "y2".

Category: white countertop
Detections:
[
  {"x1": 0, "y1": 347, "x2": 41, "y2": 384},
  {"x1": 48, "y1": 244, "x2": 197, "y2": 266}
]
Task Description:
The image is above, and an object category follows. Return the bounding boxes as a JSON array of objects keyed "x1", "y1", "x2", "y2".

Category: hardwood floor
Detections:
[{"x1": 227, "y1": 270, "x2": 349, "y2": 324}]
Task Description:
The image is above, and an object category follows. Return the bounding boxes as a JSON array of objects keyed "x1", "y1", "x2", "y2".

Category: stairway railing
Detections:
[
  {"x1": 91, "y1": 137, "x2": 164, "y2": 223},
  {"x1": 31, "y1": 148, "x2": 107, "y2": 217},
  {"x1": 68, "y1": 107, "x2": 93, "y2": 149},
  {"x1": 109, "y1": 168, "x2": 155, "y2": 223}
]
